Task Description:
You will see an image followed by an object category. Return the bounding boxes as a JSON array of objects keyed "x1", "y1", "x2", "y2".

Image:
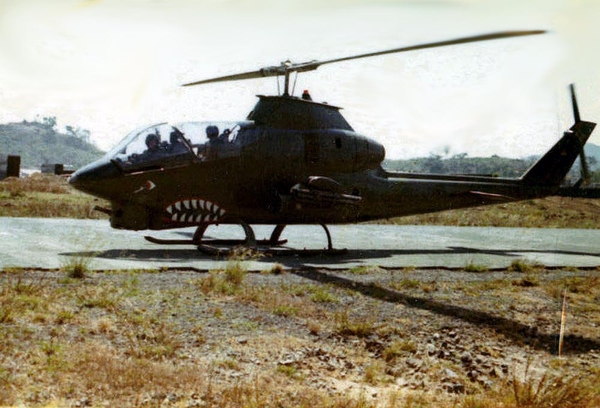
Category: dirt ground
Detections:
[{"x1": 1, "y1": 263, "x2": 599, "y2": 407}]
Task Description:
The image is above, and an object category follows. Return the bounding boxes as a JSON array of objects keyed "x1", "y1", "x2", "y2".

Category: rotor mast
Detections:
[{"x1": 282, "y1": 61, "x2": 292, "y2": 96}]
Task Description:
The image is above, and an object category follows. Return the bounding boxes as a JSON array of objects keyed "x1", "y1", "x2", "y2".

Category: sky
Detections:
[{"x1": 0, "y1": 0, "x2": 599, "y2": 159}]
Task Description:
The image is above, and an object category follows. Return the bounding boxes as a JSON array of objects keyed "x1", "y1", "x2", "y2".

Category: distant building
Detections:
[
  {"x1": 0, "y1": 155, "x2": 21, "y2": 180},
  {"x1": 41, "y1": 163, "x2": 74, "y2": 175}
]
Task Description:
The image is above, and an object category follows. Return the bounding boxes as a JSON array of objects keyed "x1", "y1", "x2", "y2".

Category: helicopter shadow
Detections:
[
  {"x1": 263, "y1": 246, "x2": 600, "y2": 269},
  {"x1": 61, "y1": 248, "x2": 211, "y2": 263},
  {"x1": 162, "y1": 229, "x2": 600, "y2": 267},
  {"x1": 61, "y1": 244, "x2": 600, "y2": 268},
  {"x1": 292, "y1": 268, "x2": 600, "y2": 355}
]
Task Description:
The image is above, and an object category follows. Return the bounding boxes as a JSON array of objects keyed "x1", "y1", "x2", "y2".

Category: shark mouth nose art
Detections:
[{"x1": 166, "y1": 199, "x2": 226, "y2": 224}]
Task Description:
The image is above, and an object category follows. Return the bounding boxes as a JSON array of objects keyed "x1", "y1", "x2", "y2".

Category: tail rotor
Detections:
[{"x1": 570, "y1": 84, "x2": 592, "y2": 188}]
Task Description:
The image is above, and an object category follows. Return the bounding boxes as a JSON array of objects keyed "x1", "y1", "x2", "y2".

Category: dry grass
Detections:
[
  {"x1": 2, "y1": 265, "x2": 600, "y2": 407},
  {"x1": 0, "y1": 173, "x2": 70, "y2": 194},
  {"x1": 0, "y1": 269, "x2": 403, "y2": 407},
  {"x1": 0, "y1": 173, "x2": 108, "y2": 218},
  {"x1": 387, "y1": 197, "x2": 600, "y2": 228}
]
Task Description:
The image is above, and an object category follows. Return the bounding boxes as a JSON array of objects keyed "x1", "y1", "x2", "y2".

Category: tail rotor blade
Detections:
[
  {"x1": 570, "y1": 83, "x2": 581, "y2": 123},
  {"x1": 580, "y1": 148, "x2": 590, "y2": 185},
  {"x1": 570, "y1": 85, "x2": 591, "y2": 186}
]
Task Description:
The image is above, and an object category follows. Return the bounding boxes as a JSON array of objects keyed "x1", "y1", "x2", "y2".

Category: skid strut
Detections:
[
  {"x1": 320, "y1": 223, "x2": 333, "y2": 251},
  {"x1": 146, "y1": 222, "x2": 343, "y2": 255},
  {"x1": 145, "y1": 222, "x2": 287, "y2": 246}
]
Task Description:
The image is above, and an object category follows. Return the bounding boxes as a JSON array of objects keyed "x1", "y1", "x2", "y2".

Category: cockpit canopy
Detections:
[{"x1": 108, "y1": 121, "x2": 255, "y2": 171}]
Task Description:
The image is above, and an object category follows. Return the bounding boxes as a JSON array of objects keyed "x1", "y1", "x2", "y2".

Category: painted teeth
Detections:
[{"x1": 165, "y1": 198, "x2": 226, "y2": 224}]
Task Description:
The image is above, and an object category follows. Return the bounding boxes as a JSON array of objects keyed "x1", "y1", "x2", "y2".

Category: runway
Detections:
[{"x1": 1, "y1": 217, "x2": 599, "y2": 271}]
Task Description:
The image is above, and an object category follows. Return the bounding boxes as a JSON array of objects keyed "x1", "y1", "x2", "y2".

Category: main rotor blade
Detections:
[
  {"x1": 182, "y1": 30, "x2": 545, "y2": 87},
  {"x1": 298, "y1": 30, "x2": 546, "y2": 71},
  {"x1": 182, "y1": 67, "x2": 282, "y2": 87}
]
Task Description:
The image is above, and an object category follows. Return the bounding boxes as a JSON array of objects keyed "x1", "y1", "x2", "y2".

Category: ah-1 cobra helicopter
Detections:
[{"x1": 69, "y1": 30, "x2": 596, "y2": 253}]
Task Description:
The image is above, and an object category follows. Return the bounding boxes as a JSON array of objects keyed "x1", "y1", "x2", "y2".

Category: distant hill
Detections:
[
  {"x1": 584, "y1": 143, "x2": 600, "y2": 168},
  {"x1": 383, "y1": 154, "x2": 537, "y2": 178},
  {"x1": 0, "y1": 121, "x2": 104, "y2": 169},
  {"x1": 383, "y1": 142, "x2": 600, "y2": 182}
]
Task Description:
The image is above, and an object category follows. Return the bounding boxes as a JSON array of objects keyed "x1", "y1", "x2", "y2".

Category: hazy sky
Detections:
[{"x1": 1, "y1": 0, "x2": 599, "y2": 159}]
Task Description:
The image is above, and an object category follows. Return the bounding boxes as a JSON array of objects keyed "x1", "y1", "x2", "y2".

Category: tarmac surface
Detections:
[{"x1": 1, "y1": 217, "x2": 600, "y2": 271}]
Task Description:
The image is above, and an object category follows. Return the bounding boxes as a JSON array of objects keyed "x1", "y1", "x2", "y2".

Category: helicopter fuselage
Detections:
[{"x1": 69, "y1": 93, "x2": 595, "y2": 235}]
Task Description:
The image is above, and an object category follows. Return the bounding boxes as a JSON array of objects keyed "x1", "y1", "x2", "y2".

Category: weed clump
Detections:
[
  {"x1": 513, "y1": 273, "x2": 540, "y2": 287},
  {"x1": 265, "y1": 263, "x2": 285, "y2": 275},
  {"x1": 508, "y1": 259, "x2": 542, "y2": 273},
  {"x1": 197, "y1": 251, "x2": 249, "y2": 295},
  {"x1": 334, "y1": 310, "x2": 376, "y2": 338},
  {"x1": 382, "y1": 339, "x2": 418, "y2": 363},
  {"x1": 349, "y1": 265, "x2": 382, "y2": 275},
  {"x1": 60, "y1": 254, "x2": 93, "y2": 279},
  {"x1": 464, "y1": 262, "x2": 489, "y2": 273},
  {"x1": 510, "y1": 362, "x2": 596, "y2": 408}
]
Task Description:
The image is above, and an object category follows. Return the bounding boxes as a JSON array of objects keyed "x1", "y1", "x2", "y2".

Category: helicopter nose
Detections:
[{"x1": 69, "y1": 158, "x2": 121, "y2": 198}]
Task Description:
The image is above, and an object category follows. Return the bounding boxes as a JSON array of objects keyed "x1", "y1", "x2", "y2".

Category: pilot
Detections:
[
  {"x1": 169, "y1": 127, "x2": 188, "y2": 154},
  {"x1": 206, "y1": 125, "x2": 223, "y2": 145},
  {"x1": 145, "y1": 133, "x2": 160, "y2": 152},
  {"x1": 136, "y1": 133, "x2": 165, "y2": 161}
]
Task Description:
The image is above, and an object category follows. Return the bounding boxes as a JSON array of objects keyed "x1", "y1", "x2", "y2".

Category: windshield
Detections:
[{"x1": 108, "y1": 121, "x2": 249, "y2": 171}]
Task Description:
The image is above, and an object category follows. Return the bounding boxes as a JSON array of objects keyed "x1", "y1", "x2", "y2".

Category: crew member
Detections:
[
  {"x1": 169, "y1": 127, "x2": 188, "y2": 154},
  {"x1": 206, "y1": 125, "x2": 222, "y2": 145}
]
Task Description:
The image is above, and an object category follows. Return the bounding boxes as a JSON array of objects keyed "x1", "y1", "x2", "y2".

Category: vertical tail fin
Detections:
[{"x1": 522, "y1": 85, "x2": 596, "y2": 186}]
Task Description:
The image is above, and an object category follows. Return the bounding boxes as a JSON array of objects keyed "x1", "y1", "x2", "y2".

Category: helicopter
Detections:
[{"x1": 69, "y1": 30, "x2": 597, "y2": 253}]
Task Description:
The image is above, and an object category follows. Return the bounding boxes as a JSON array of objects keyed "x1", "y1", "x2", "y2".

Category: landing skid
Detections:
[
  {"x1": 144, "y1": 236, "x2": 288, "y2": 246},
  {"x1": 144, "y1": 222, "x2": 344, "y2": 256}
]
